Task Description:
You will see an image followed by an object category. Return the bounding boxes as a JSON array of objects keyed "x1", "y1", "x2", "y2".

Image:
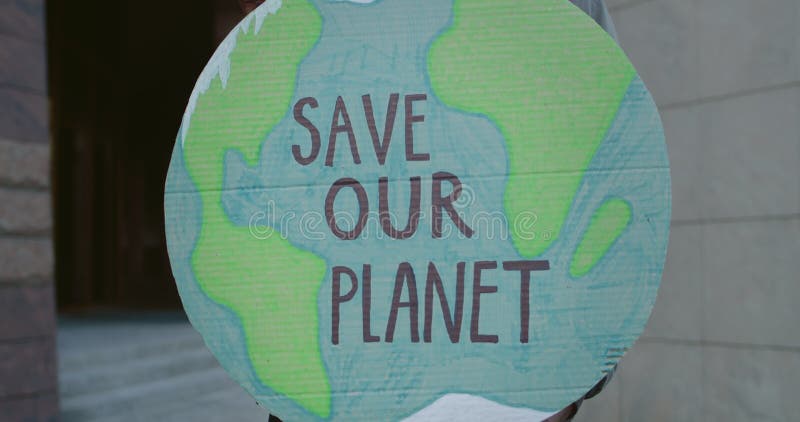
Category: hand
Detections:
[
  {"x1": 542, "y1": 403, "x2": 578, "y2": 422},
  {"x1": 238, "y1": 0, "x2": 265, "y2": 14}
]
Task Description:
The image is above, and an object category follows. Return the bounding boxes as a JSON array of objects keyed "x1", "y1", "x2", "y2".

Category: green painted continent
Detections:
[
  {"x1": 570, "y1": 198, "x2": 632, "y2": 277},
  {"x1": 181, "y1": 1, "x2": 330, "y2": 417},
  {"x1": 428, "y1": 0, "x2": 635, "y2": 258}
]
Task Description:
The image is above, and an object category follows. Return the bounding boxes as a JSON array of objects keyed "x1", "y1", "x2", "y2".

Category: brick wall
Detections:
[{"x1": 0, "y1": 0, "x2": 59, "y2": 420}]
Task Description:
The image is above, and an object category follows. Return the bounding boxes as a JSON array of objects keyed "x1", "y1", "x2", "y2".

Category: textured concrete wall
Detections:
[
  {"x1": 0, "y1": 0, "x2": 59, "y2": 420},
  {"x1": 576, "y1": 0, "x2": 800, "y2": 420}
]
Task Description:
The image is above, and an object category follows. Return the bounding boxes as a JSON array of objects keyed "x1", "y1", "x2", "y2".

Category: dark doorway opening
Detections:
[{"x1": 48, "y1": 0, "x2": 240, "y2": 310}]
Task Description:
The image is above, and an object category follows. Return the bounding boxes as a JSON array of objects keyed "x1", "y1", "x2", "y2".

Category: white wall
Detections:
[{"x1": 576, "y1": 0, "x2": 800, "y2": 420}]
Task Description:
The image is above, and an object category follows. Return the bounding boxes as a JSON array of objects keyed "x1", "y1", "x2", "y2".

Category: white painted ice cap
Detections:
[{"x1": 402, "y1": 394, "x2": 556, "y2": 422}]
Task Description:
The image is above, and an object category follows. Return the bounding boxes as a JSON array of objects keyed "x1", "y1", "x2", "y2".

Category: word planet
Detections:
[{"x1": 164, "y1": 0, "x2": 670, "y2": 420}]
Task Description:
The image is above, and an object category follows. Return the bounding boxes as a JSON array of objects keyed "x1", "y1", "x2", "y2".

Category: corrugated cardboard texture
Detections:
[{"x1": 164, "y1": 0, "x2": 670, "y2": 420}]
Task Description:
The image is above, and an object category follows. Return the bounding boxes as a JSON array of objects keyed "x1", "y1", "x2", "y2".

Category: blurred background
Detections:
[{"x1": 0, "y1": 0, "x2": 797, "y2": 420}]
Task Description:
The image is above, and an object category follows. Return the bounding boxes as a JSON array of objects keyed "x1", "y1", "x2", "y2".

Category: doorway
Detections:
[{"x1": 48, "y1": 0, "x2": 235, "y2": 310}]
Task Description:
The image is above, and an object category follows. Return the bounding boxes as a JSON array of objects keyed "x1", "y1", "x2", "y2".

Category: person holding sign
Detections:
[{"x1": 164, "y1": 0, "x2": 669, "y2": 420}]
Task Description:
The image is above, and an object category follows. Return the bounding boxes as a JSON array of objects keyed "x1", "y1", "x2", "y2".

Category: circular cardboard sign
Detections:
[{"x1": 165, "y1": 0, "x2": 670, "y2": 420}]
